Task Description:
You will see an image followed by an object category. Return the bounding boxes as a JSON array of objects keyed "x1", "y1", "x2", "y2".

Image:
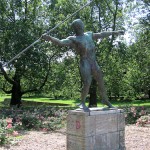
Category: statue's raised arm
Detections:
[
  {"x1": 41, "y1": 34, "x2": 73, "y2": 47},
  {"x1": 93, "y1": 30, "x2": 124, "y2": 40}
]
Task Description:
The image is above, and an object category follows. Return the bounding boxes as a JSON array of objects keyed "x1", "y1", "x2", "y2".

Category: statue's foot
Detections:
[
  {"x1": 101, "y1": 100, "x2": 115, "y2": 108},
  {"x1": 78, "y1": 103, "x2": 90, "y2": 112},
  {"x1": 83, "y1": 106, "x2": 90, "y2": 112}
]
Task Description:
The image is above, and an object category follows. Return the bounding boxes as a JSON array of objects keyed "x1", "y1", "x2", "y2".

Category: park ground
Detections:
[
  {"x1": 0, "y1": 96, "x2": 150, "y2": 150},
  {"x1": 0, "y1": 125, "x2": 150, "y2": 150}
]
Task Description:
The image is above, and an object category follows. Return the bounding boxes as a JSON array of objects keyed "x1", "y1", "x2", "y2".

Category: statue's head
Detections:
[{"x1": 71, "y1": 19, "x2": 84, "y2": 35}]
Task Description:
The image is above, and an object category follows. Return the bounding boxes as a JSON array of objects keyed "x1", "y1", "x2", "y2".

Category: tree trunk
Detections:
[
  {"x1": 89, "y1": 79, "x2": 97, "y2": 107},
  {"x1": 10, "y1": 78, "x2": 22, "y2": 108}
]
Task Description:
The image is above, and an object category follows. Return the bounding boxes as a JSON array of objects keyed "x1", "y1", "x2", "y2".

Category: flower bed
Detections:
[
  {"x1": 0, "y1": 106, "x2": 67, "y2": 146},
  {"x1": 119, "y1": 105, "x2": 149, "y2": 125}
]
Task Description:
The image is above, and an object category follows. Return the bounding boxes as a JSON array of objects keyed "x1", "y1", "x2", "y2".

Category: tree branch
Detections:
[
  {"x1": 1, "y1": 87, "x2": 12, "y2": 94},
  {"x1": 21, "y1": 88, "x2": 38, "y2": 95},
  {"x1": 0, "y1": 62, "x2": 14, "y2": 84},
  {"x1": 104, "y1": 0, "x2": 115, "y2": 16},
  {"x1": 21, "y1": 52, "x2": 56, "y2": 95}
]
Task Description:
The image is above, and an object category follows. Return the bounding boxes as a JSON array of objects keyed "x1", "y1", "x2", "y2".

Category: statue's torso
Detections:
[{"x1": 69, "y1": 32, "x2": 96, "y2": 62}]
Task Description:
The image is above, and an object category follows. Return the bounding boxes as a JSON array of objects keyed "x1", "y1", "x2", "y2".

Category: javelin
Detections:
[{"x1": 4, "y1": 0, "x2": 93, "y2": 67}]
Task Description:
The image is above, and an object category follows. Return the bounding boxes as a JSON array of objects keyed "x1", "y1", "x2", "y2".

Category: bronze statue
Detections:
[{"x1": 42, "y1": 19, "x2": 124, "y2": 112}]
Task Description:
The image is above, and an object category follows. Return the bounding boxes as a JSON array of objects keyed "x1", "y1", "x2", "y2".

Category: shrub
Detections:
[
  {"x1": 120, "y1": 105, "x2": 148, "y2": 124},
  {"x1": 0, "y1": 119, "x2": 8, "y2": 145},
  {"x1": 0, "y1": 106, "x2": 68, "y2": 147},
  {"x1": 136, "y1": 115, "x2": 150, "y2": 127},
  {"x1": 21, "y1": 115, "x2": 41, "y2": 130},
  {"x1": 0, "y1": 118, "x2": 19, "y2": 146},
  {"x1": 0, "y1": 106, "x2": 67, "y2": 132}
]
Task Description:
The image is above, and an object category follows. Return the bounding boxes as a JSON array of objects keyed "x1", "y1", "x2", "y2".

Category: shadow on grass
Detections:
[
  {"x1": 23, "y1": 96, "x2": 75, "y2": 101},
  {"x1": 22, "y1": 100, "x2": 71, "y2": 106},
  {"x1": 0, "y1": 98, "x2": 75, "y2": 108}
]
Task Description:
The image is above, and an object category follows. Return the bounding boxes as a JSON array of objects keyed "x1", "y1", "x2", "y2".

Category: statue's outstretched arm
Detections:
[
  {"x1": 41, "y1": 35, "x2": 73, "y2": 47},
  {"x1": 93, "y1": 30, "x2": 124, "y2": 40}
]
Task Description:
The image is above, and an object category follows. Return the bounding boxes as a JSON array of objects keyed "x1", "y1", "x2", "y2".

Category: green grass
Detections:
[
  {"x1": 118, "y1": 100, "x2": 149, "y2": 106},
  {"x1": 0, "y1": 95, "x2": 150, "y2": 107},
  {"x1": 22, "y1": 97, "x2": 79, "y2": 107},
  {"x1": 19, "y1": 96, "x2": 150, "y2": 107},
  {"x1": 24, "y1": 97, "x2": 76, "y2": 104},
  {"x1": 97, "y1": 100, "x2": 150, "y2": 107},
  {"x1": 0, "y1": 95, "x2": 10, "y2": 107},
  {"x1": 0, "y1": 95, "x2": 10, "y2": 102}
]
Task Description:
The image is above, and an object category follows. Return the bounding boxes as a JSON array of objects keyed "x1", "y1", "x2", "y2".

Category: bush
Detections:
[
  {"x1": 0, "y1": 118, "x2": 19, "y2": 146},
  {"x1": 0, "y1": 106, "x2": 68, "y2": 146},
  {"x1": 21, "y1": 115, "x2": 41, "y2": 130},
  {"x1": 136, "y1": 115, "x2": 150, "y2": 127},
  {"x1": 0, "y1": 106, "x2": 67, "y2": 131},
  {"x1": 120, "y1": 105, "x2": 148, "y2": 124}
]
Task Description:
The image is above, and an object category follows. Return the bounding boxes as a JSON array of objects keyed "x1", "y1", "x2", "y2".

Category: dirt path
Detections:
[{"x1": 1, "y1": 125, "x2": 150, "y2": 150}]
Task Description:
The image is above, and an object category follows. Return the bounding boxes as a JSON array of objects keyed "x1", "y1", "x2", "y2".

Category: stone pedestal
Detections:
[{"x1": 67, "y1": 108, "x2": 125, "y2": 150}]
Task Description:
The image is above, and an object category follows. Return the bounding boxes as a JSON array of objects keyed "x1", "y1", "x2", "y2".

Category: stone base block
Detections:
[{"x1": 67, "y1": 108, "x2": 125, "y2": 150}]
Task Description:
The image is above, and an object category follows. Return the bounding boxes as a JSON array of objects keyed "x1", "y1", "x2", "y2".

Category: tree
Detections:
[
  {"x1": 0, "y1": 0, "x2": 57, "y2": 106},
  {"x1": 43, "y1": 55, "x2": 80, "y2": 100},
  {"x1": 126, "y1": 30, "x2": 150, "y2": 99},
  {"x1": 87, "y1": 0, "x2": 125, "y2": 106},
  {"x1": 118, "y1": 0, "x2": 150, "y2": 99}
]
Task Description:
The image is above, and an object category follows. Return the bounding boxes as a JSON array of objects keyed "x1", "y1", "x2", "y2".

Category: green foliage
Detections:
[
  {"x1": 0, "y1": 106, "x2": 67, "y2": 146},
  {"x1": 0, "y1": 118, "x2": 18, "y2": 146},
  {"x1": 120, "y1": 105, "x2": 148, "y2": 124},
  {"x1": 0, "y1": 0, "x2": 61, "y2": 104},
  {"x1": 0, "y1": 119, "x2": 8, "y2": 145},
  {"x1": 100, "y1": 0, "x2": 150, "y2": 100},
  {"x1": 136, "y1": 115, "x2": 150, "y2": 127},
  {"x1": 123, "y1": 29, "x2": 150, "y2": 99},
  {"x1": 45, "y1": 57, "x2": 80, "y2": 99},
  {"x1": 0, "y1": 0, "x2": 149, "y2": 103},
  {"x1": 21, "y1": 115, "x2": 41, "y2": 129},
  {"x1": 0, "y1": 106, "x2": 67, "y2": 131}
]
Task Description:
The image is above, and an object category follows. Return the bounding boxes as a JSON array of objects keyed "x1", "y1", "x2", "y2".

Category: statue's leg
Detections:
[
  {"x1": 80, "y1": 79, "x2": 92, "y2": 111},
  {"x1": 93, "y1": 66, "x2": 114, "y2": 108},
  {"x1": 79, "y1": 61, "x2": 92, "y2": 112}
]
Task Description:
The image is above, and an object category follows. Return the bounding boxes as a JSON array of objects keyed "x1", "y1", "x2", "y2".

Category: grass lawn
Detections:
[
  {"x1": 110, "y1": 100, "x2": 150, "y2": 107},
  {"x1": 0, "y1": 95, "x2": 150, "y2": 108},
  {"x1": 24, "y1": 97, "x2": 76, "y2": 105},
  {"x1": 0, "y1": 95, "x2": 10, "y2": 101}
]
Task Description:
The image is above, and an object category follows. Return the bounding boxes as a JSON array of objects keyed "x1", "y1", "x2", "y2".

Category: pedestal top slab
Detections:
[{"x1": 68, "y1": 107, "x2": 124, "y2": 116}]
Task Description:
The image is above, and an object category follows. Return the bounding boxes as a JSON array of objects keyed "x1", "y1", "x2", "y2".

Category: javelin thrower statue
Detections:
[{"x1": 42, "y1": 19, "x2": 124, "y2": 112}]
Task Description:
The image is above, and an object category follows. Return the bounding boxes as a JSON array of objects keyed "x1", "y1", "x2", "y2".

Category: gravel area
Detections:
[
  {"x1": 0, "y1": 125, "x2": 150, "y2": 150},
  {"x1": 125, "y1": 125, "x2": 150, "y2": 150}
]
